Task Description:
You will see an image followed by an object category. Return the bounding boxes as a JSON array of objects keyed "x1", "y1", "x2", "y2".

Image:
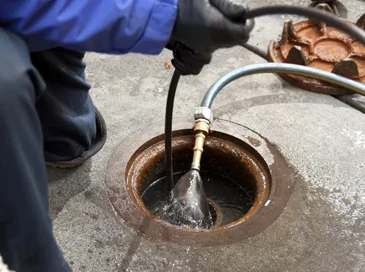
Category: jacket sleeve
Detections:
[{"x1": 0, "y1": 0, "x2": 178, "y2": 54}]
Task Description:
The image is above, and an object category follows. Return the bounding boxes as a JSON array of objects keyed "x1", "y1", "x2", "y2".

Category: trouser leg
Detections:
[
  {"x1": 31, "y1": 47, "x2": 96, "y2": 162},
  {"x1": 0, "y1": 29, "x2": 71, "y2": 272}
]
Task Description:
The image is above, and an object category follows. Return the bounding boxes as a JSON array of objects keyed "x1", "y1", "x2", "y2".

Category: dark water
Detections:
[{"x1": 141, "y1": 171, "x2": 255, "y2": 228}]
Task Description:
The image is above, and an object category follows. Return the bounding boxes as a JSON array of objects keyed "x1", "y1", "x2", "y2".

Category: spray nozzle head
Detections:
[{"x1": 191, "y1": 118, "x2": 211, "y2": 171}]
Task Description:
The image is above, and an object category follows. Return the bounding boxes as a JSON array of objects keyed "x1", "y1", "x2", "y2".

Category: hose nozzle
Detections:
[
  {"x1": 191, "y1": 119, "x2": 210, "y2": 171},
  {"x1": 191, "y1": 107, "x2": 213, "y2": 171}
]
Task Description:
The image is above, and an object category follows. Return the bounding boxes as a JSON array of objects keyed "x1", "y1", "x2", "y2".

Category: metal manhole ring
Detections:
[{"x1": 105, "y1": 118, "x2": 295, "y2": 247}]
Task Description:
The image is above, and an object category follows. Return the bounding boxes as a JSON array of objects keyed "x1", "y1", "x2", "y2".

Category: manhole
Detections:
[
  {"x1": 268, "y1": 4, "x2": 365, "y2": 95},
  {"x1": 105, "y1": 119, "x2": 295, "y2": 246}
]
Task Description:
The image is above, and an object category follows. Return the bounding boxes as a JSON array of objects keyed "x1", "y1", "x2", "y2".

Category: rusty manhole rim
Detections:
[
  {"x1": 105, "y1": 118, "x2": 295, "y2": 247},
  {"x1": 128, "y1": 130, "x2": 270, "y2": 232}
]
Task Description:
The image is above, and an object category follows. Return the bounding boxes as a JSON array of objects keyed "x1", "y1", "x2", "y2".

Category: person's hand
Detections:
[
  {"x1": 170, "y1": 0, "x2": 254, "y2": 55},
  {"x1": 167, "y1": 40, "x2": 212, "y2": 76}
]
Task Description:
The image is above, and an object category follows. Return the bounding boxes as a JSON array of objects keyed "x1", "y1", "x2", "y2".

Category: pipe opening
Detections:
[{"x1": 106, "y1": 120, "x2": 295, "y2": 246}]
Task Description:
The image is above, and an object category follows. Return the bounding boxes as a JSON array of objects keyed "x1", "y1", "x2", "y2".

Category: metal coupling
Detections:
[
  {"x1": 191, "y1": 118, "x2": 210, "y2": 171},
  {"x1": 194, "y1": 107, "x2": 214, "y2": 124}
]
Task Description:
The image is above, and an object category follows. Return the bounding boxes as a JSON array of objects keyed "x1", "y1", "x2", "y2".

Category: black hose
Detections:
[
  {"x1": 246, "y1": 6, "x2": 365, "y2": 46},
  {"x1": 241, "y1": 43, "x2": 268, "y2": 60},
  {"x1": 165, "y1": 70, "x2": 181, "y2": 191}
]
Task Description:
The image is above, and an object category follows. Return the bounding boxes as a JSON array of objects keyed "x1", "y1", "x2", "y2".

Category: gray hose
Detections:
[
  {"x1": 200, "y1": 5, "x2": 365, "y2": 108},
  {"x1": 201, "y1": 63, "x2": 365, "y2": 108}
]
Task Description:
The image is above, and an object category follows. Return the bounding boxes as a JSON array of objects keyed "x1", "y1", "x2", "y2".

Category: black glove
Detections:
[
  {"x1": 167, "y1": 40, "x2": 212, "y2": 76},
  {"x1": 170, "y1": 0, "x2": 254, "y2": 55}
]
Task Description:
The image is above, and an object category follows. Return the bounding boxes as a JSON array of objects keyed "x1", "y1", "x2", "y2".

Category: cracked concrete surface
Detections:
[{"x1": 48, "y1": 0, "x2": 365, "y2": 271}]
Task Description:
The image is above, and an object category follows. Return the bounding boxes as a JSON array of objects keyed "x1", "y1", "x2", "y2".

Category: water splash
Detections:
[
  {"x1": 160, "y1": 170, "x2": 213, "y2": 229},
  {"x1": 141, "y1": 171, "x2": 255, "y2": 228}
]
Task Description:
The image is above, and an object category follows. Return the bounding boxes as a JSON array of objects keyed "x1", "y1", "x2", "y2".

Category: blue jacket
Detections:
[{"x1": 0, "y1": 0, "x2": 177, "y2": 54}]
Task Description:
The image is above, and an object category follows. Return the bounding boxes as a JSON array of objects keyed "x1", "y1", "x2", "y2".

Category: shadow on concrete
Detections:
[{"x1": 47, "y1": 160, "x2": 92, "y2": 221}]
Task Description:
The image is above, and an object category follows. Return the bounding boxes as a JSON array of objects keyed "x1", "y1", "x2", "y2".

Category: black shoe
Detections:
[{"x1": 46, "y1": 107, "x2": 107, "y2": 168}]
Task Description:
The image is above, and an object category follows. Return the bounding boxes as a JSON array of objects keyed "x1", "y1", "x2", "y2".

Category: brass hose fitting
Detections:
[
  {"x1": 190, "y1": 107, "x2": 213, "y2": 170},
  {"x1": 191, "y1": 118, "x2": 210, "y2": 170}
]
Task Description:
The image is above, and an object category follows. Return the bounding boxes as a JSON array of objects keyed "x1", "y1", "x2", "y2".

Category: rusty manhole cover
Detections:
[
  {"x1": 268, "y1": 5, "x2": 365, "y2": 95},
  {"x1": 105, "y1": 119, "x2": 295, "y2": 247}
]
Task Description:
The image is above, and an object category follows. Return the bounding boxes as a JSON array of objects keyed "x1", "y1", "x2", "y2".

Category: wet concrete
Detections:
[{"x1": 49, "y1": 0, "x2": 365, "y2": 271}]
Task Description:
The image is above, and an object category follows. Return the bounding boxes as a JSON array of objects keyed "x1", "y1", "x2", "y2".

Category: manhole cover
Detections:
[
  {"x1": 268, "y1": 5, "x2": 365, "y2": 95},
  {"x1": 105, "y1": 119, "x2": 295, "y2": 246}
]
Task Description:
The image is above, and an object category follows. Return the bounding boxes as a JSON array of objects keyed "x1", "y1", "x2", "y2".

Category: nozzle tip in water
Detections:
[
  {"x1": 161, "y1": 169, "x2": 213, "y2": 229},
  {"x1": 190, "y1": 163, "x2": 200, "y2": 171}
]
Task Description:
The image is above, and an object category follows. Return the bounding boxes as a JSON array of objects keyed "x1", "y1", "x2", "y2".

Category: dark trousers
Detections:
[{"x1": 0, "y1": 28, "x2": 96, "y2": 271}]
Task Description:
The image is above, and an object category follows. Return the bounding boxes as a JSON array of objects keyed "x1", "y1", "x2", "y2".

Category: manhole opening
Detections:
[
  {"x1": 207, "y1": 200, "x2": 220, "y2": 227},
  {"x1": 106, "y1": 120, "x2": 295, "y2": 246},
  {"x1": 128, "y1": 130, "x2": 271, "y2": 231}
]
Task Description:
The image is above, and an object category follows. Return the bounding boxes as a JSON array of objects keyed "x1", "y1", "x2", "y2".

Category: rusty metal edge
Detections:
[{"x1": 105, "y1": 117, "x2": 295, "y2": 247}]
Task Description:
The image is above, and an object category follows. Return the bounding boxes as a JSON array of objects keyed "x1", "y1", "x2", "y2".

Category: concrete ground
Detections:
[{"x1": 48, "y1": 0, "x2": 365, "y2": 271}]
